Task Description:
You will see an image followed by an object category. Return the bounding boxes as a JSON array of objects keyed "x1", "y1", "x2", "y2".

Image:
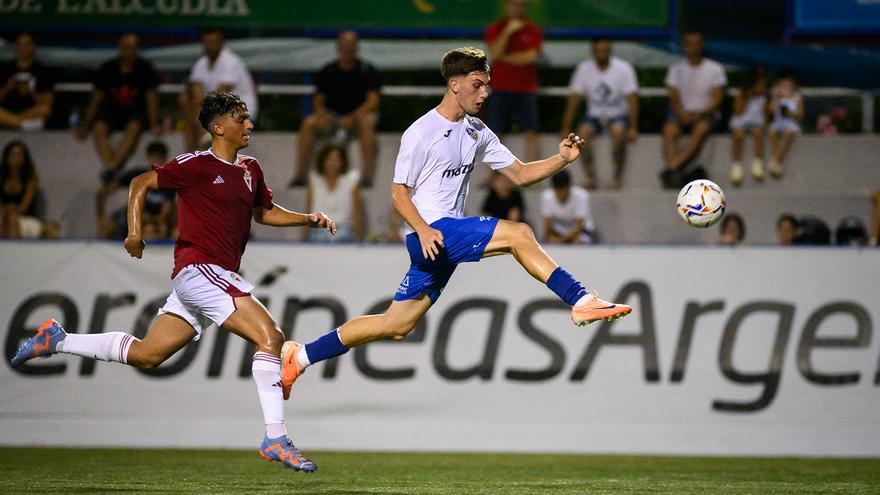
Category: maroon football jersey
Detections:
[{"x1": 153, "y1": 150, "x2": 274, "y2": 278}]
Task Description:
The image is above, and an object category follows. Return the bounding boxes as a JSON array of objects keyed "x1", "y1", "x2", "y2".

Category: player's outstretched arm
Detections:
[
  {"x1": 124, "y1": 170, "x2": 159, "y2": 259},
  {"x1": 391, "y1": 183, "x2": 444, "y2": 261},
  {"x1": 498, "y1": 133, "x2": 584, "y2": 188},
  {"x1": 253, "y1": 203, "x2": 336, "y2": 235}
]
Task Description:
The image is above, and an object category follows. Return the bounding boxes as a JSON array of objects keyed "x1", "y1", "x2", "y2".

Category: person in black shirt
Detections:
[
  {"x1": 0, "y1": 33, "x2": 54, "y2": 131},
  {"x1": 482, "y1": 171, "x2": 525, "y2": 223},
  {"x1": 290, "y1": 30, "x2": 381, "y2": 188},
  {"x1": 76, "y1": 33, "x2": 161, "y2": 178}
]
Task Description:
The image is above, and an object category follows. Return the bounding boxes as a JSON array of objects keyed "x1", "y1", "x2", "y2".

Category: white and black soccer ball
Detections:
[{"x1": 676, "y1": 179, "x2": 726, "y2": 228}]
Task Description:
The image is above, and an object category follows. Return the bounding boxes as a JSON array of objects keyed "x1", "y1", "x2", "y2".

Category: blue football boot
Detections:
[
  {"x1": 10, "y1": 319, "x2": 67, "y2": 367},
  {"x1": 258, "y1": 434, "x2": 317, "y2": 472}
]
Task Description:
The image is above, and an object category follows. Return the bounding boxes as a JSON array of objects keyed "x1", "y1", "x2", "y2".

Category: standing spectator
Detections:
[
  {"x1": 179, "y1": 29, "x2": 258, "y2": 152},
  {"x1": 776, "y1": 213, "x2": 798, "y2": 245},
  {"x1": 96, "y1": 141, "x2": 175, "y2": 240},
  {"x1": 0, "y1": 140, "x2": 41, "y2": 238},
  {"x1": 76, "y1": 33, "x2": 160, "y2": 179},
  {"x1": 768, "y1": 73, "x2": 804, "y2": 178},
  {"x1": 560, "y1": 38, "x2": 639, "y2": 190},
  {"x1": 661, "y1": 31, "x2": 726, "y2": 187},
  {"x1": 718, "y1": 213, "x2": 745, "y2": 245},
  {"x1": 485, "y1": 0, "x2": 543, "y2": 163},
  {"x1": 482, "y1": 171, "x2": 525, "y2": 222},
  {"x1": 541, "y1": 170, "x2": 595, "y2": 244},
  {"x1": 304, "y1": 143, "x2": 362, "y2": 243},
  {"x1": 290, "y1": 31, "x2": 380, "y2": 189},
  {"x1": 729, "y1": 67, "x2": 768, "y2": 186},
  {"x1": 0, "y1": 33, "x2": 54, "y2": 131}
]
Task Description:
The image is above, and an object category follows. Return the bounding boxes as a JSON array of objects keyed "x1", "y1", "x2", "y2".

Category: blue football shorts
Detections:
[{"x1": 394, "y1": 216, "x2": 500, "y2": 303}]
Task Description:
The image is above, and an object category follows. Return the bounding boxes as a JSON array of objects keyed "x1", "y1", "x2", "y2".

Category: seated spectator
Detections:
[
  {"x1": 96, "y1": 141, "x2": 174, "y2": 240},
  {"x1": 835, "y1": 216, "x2": 867, "y2": 246},
  {"x1": 0, "y1": 140, "x2": 42, "y2": 238},
  {"x1": 0, "y1": 33, "x2": 54, "y2": 131},
  {"x1": 304, "y1": 143, "x2": 362, "y2": 243},
  {"x1": 290, "y1": 31, "x2": 380, "y2": 188},
  {"x1": 795, "y1": 215, "x2": 831, "y2": 245},
  {"x1": 541, "y1": 170, "x2": 595, "y2": 244},
  {"x1": 179, "y1": 29, "x2": 258, "y2": 152},
  {"x1": 482, "y1": 171, "x2": 524, "y2": 222},
  {"x1": 661, "y1": 31, "x2": 726, "y2": 188},
  {"x1": 560, "y1": 38, "x2": 639, "y2": 190},
  {"x1": 871, "y1": 190, "x2": 880, "y2": 246},
  {"x1": 718, "y1": 213, "x2": 745, "y2": 245},
  {"x1": 776, "y1": 213, "x2": 798, "y2": 245},
  {"x1": 76, "y1": 33, "x2": 160, "y2": 179},
  {"x1": 729, "y1": 67, "x2": 768, "y2": 186},
  {"x1": 768, "y1": 73, "x2": 804, "y2": 178}
]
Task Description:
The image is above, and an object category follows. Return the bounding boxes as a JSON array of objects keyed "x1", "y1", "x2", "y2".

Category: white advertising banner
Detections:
[{"x1": 1, "y1": 241, "x2": 878, "y2": 457}]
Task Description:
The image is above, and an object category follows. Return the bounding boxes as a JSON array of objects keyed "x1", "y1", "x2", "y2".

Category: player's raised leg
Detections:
[
  {"x1": 281, "y1": 296, "x2": 431, "y2": 398},
  {"x1": 482, "y1": 219, "x2": 631, "y2": 326},
  {"x1": 223, "y1": 295, "x2": 317, "y2": 472}
]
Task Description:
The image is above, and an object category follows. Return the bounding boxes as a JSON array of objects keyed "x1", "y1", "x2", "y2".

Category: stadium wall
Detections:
[{"x1": 2, "y1": 242, "x2": 879, "y2": 457}]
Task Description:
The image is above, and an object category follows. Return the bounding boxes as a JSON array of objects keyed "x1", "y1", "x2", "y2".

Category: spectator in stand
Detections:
[
  {"x1": 0, "y1": 33, "x2": 54, "y2": 131},
  {"x1": 661, "y1": 31, "x2": 726, "y2": 188},
  {"x1": 0, "y1": 140, "x2": 42, "y2": 238},
  {"x1": 290, "y1": 31, "x2": 380, "y2": 189},
  {"x1": 76, "y1": 33, "x2": 160, "y2": 180},
  {"x1": 718, "y1": 213, "x2": 745, "y2": 245},
  {"x1": 303, "y1": 143, "x2": 362, "y2": 243},
  {"x1": 871, "y1": 190, "x2": 880, "y2": 246},
  {"x1": 179, "y1": 29, "x2": 258, "y2": 152},
  {"x1": 768, "y1": 72, "x2": 804, "y2": 178},
  {"x1": 96, "y1": 141, "x2": 175, "y2": 240},
  {"x1": 559, "y1": 38, "x2": 639, "y2": 190},
  {"x1": 776, "y1": 213, "x2": 798, "y2": 245},
  {"x1": 541, "y1": 170, "x2": 595, "y2": 244},
  {"x1": 481, "y1": 171, "x2": 525, "y2": 222},
  {"x1": 729, "y1": 67, "x2": 768, "y2": 187},
  {"x1": 485, "y1": 0, "x2": 543, "y2": 162}
]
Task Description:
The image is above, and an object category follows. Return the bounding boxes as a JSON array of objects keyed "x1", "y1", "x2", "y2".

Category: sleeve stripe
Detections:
[{"x1": 176, "y1": 153, "x2": 196, "y2": 164}]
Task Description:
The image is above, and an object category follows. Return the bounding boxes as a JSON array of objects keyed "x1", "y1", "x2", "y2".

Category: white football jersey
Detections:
[{"x1": 393, "y1": 109, "x2": 517, "y2": 226}]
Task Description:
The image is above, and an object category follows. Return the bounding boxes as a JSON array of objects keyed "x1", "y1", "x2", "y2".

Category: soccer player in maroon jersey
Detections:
[{"x1": 10, "y1": 91, "x2": 331, "y2": 473}]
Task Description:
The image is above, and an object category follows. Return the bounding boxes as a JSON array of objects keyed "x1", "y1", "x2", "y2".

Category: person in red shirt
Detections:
[
  {"x1": 10, "y1": 91, "x2": 334, "y2": 473},
  {"x1": 485, "y1": 0, "x2": 543, "y2": 162}
]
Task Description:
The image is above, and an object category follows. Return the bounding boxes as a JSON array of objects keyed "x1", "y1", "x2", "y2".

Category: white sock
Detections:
[
  {"x1": 59, "y1": 332, "x2": 137, "y2": 363},
  {"x1": 574, "y1": 294, "x2": 595, "y2": 307},
  {"x1": 296, "y1": 346, "x2": 311, "y2": 369},
  {"x1": 252, "y1": 352, "x2": 287, "y2": 440}
]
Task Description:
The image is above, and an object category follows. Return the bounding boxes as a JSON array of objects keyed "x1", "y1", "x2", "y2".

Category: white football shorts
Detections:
[{"x1": 157, "y1": 263, "x2": 254, "y2": 341}]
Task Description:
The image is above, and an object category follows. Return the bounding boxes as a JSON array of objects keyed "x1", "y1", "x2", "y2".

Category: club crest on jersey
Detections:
[
  {"x1": 243, "y1": 170, "x2": 252, "y2": 192},
  {"x1": 466, "y1": 127, "x2": 477, "y2": 141}
]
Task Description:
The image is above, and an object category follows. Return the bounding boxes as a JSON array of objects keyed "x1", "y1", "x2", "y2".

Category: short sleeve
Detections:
[
  {"x1": 217, "y1": 56, "x2": 242, "y2": 86},
  {"x1": 527, "y1": 24, "x2": 543, "y2": 49},
  {"x1": 485, "y1": 21, "x2": 501, "y2": 43},
  {"x1": 623, "y1": 63, "x2": 639, "y2": 95},
  {"x1": 188, "y1": 59, "x2": 202, "y2": 84},
  {"x1": 665, "y1": 63, "x2": 680, "y2": 88},
  {"x1": 393, "y1": 130, "x2": 428, "y2": 187},
  {"x1": 252, "y1": 162, "x2": 274, "y2": 210},
  {"x1": 480, "y1": 127, "x2": 517, "y2": 170},
  {"x1": 711, "y1": 63, "x2": 727, "y2": 87},
  {"x1": 574, "y1": 192, "x2": 589, "y2": 219},
  {"x1": 568, "y1": 63, "x2": 588, "y2": 94},
  {"x1": 143, "y1": 60, "x2": 160, "y2": 91},
  {"x1": 315, "y1": 65, "x2": 332, "y2": 95},
  {"x1": 95, "y1": 61, "x2": 113, "y2": 92},
  {"x1": 35, "y1": 64, "x2": 55, "y2": 93},
  {"x1": 364, "y1": 63, "x2": 381, "y2": 91},
  {"x1": 153, "y1": 155, "x2": 199, "y2": 191},
  {"x1": 540, "y1": 190, "x2": 553, "y2": 218}
]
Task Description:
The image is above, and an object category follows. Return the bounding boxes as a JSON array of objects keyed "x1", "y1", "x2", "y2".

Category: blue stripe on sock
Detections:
[
  {"x1": 304, "y1": 329, "x2": 349, "y2": 364},
  {"x1": 546, "y1": 267, "x2": 588, "y2": 306}
]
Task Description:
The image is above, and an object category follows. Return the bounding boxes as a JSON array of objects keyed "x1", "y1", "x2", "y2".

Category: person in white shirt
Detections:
[
  {"x1": 179, "y1": 29, "x2": 258, "y2": 151},
  {"x1": 662, "y1": 31, "x2": 727, "y2": 180},
  {"x1": 767, "y1": 73, "x2": 804, "y2": 178},
  {"x1": 560, "y1": 39, "x2": 639, "y2": 190},
  {"x1": 729, "y1": 67, "x2": 769, "y2": 186},
  {"x1": 277, "y1": 47, "x2": 632, "y2": 402},
  {"x1": 541, "y1": 170, "x2": 595, "y2": 244},
  {"x1": 303, "y1": 143, "x2": 362, "y2": 242}
]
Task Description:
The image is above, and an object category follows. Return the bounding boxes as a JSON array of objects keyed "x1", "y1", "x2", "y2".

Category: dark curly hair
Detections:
[
  {"x1": 440, "y1": 47, "x2": 489, "y2": 81},
  {"x1": 315, "y1": 143, "x2": 349, "y2": 176},
  {"x1": 198, "y1": 91, "x2": 248, "y2": 133}
]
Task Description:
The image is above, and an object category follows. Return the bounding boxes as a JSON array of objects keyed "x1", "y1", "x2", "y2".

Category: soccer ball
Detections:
[{"x1": 676, "y1": 179, "x2": 726, "y2": 228}]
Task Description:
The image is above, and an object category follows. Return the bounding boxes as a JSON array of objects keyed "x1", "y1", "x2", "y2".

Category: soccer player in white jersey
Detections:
[
  {"x1": 10, "y1": 91, "x2": 334, "y2": 473},
  {"x1": 277, "y1": 47, "x2": 632, "y2": 401}
]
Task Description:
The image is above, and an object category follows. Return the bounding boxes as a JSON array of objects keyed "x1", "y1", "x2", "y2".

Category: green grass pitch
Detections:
[{"x1": 1, "y1": 448, "x2": 878, "y2": 494}]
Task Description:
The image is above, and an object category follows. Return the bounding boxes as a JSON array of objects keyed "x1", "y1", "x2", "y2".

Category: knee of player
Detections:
[
  {"x1": 130, "y1": 351, "x2": 165, "y2": 370},
  {"x1": 513, "y1": 222, "x2": 537, "y2": 244},
  {"x1": 264, "y1": 327, "x2": 285, "y2": 353}
]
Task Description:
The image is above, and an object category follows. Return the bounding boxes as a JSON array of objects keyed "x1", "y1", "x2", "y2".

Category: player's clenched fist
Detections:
[
  {"x1": 124, "y1": 235, "x2": 145, "y2": 259},
  {"x1": 559, "y1": 133, "x2": 584, "y2": 163},
  {"x1": 309, "y1": 212, "x2": 337, "y2": 235}
]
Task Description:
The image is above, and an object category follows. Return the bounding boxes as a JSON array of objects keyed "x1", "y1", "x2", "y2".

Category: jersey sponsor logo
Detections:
[
  {"x1": 243, "y1": 170, "x2": 253, "y2": 192},
  {"x1": 466, "y1": 127, "x2": 477, "y2": 141},
  {"x1": 443, "y1": 129, "x2": 452, "y2": 138},
  {"x1": 213, "y1": 175, "x2": 225, "y2": 184},
  {"x1": 441, "y1": 162, "x2": 475, "y2": 179}
]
